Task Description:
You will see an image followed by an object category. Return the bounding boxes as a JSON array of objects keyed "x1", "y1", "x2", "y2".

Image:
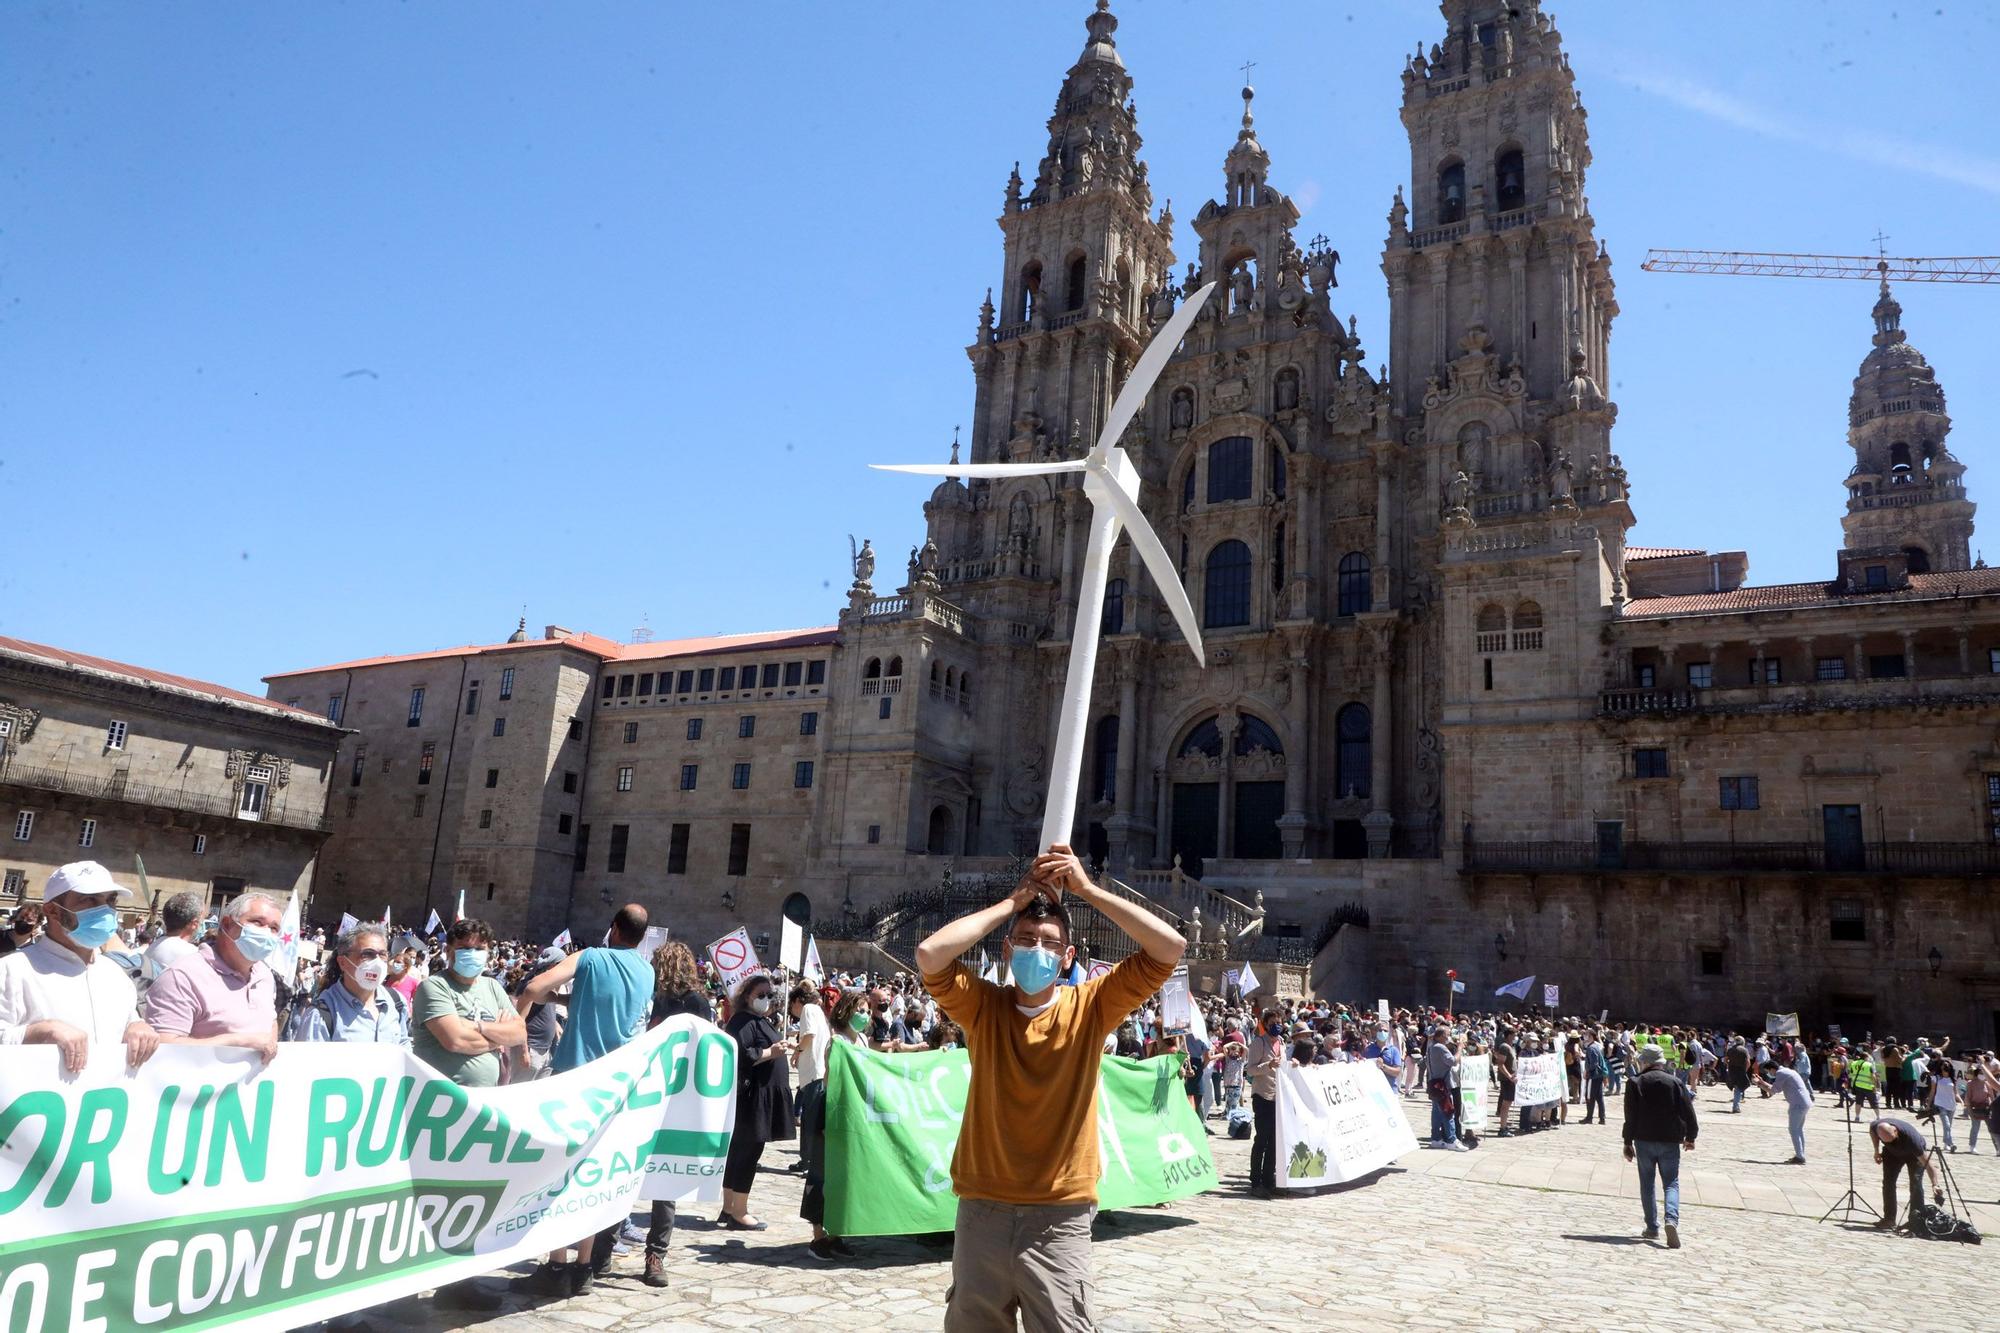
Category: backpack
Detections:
[
  {"x1": 1912, "y1": 1202, "x2": 1982, "y2": 1244},
  {"x1": 1227, "y1": 1106, "x2": 1254, "y2": 1139}
]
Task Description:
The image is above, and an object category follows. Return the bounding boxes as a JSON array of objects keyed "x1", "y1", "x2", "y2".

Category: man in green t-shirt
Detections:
[{"x1": 411, "y1": 918, "x2": 525, "y2": 1310}]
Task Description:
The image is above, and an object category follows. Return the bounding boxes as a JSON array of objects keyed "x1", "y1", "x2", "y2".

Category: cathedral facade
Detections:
[{"x1": 266, "y1": 0, "x2": 2000, "y2": 1040}]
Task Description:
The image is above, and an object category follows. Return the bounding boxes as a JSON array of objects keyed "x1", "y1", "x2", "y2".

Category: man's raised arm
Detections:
[{"x1": 1035, "y1": 846, "x2": 1184, "y2": 967}]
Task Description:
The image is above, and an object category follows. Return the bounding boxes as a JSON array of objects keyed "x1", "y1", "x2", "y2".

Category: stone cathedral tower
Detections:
[{"x1": 1841, "y1": 278, "x2": 1973, "y2": 571}]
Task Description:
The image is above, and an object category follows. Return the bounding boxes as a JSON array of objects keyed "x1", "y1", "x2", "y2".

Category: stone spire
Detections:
[
  {"x1": 1843, "y1": 272, "x2": 1972, "y2": 570},
  {"x1": 1023, "y1": 1, "x2": 1150, "y2": 211},
  {"x1": 1223, "y1": 83, "x2": 1271, "y2": 205}
]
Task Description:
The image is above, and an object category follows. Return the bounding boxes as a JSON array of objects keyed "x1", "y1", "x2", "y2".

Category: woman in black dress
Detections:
[
  {"x1": 721, "y1": 972, "x2": 794, "y2": 1229},
  {"x1": 631, "y1": 943, "x2": 712, "y2": 1287}
]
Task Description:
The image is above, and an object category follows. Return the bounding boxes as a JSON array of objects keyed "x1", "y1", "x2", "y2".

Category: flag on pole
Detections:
[
  {"x1": 1494, "y1": 974, "x2": 1537, "y2": 1001},
  {"x1": 423, "y1": 908, "x2": 441, "y2": 936},
  {"x1": 1239, "y1": 962, "x2": 1262, "y2": 995},
  {"x1": 383, "y1": 903, "x2": 392, "y2": 928},
  {"x1": 551, "y1": 928, "x2": 572, "y2": 950},
  {"x1": 804, "y1": 935, "x2": 824, "y2": 985},
  {"x1": 274, "y1": 894, "x2": 302, "y2": 984},
  {"x1": 982, "y1": 955, "x2": 1001, "y2": 984},
  {"x1": 135, "y1": 854, "x2": 157, "y2": 921},
  {"x1": 454, "y1": 888, "x2": 465, "y2": 923}
]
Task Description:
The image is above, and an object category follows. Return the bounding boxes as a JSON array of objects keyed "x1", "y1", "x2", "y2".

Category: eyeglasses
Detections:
[{"x1": 351, "y1": 949, "x2": 386, "y2": 962}]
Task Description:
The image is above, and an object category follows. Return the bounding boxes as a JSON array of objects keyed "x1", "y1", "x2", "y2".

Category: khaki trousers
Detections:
[{"x1": 944, "y1": 1197, "x2": 1096, "y2": 1332}]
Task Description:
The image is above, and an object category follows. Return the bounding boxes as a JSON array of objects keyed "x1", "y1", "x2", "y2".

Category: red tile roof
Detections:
[
  {"x1": 0, "y1": 636, "x2": 338, "y2": 724},
  {"x1": 267, "y1": 626, "x2": 840, "y2": 680},
  {"x1": 1622, "y1": 567, "x2": 2000, "y2": 619},
  {"x1": 1624, "y1": 546, "x2": 1704, "y2": 561}
]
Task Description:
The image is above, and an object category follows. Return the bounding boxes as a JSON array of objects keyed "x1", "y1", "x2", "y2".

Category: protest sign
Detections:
[
  {"x1": 1514, "y1": 1052, "x2": 1564, "y2": 1107},
  {"x1": 1273, "y1": 1059, "x2": 1420, "y2": 1188},
  {"x1": 0, "y1": 1014, "x2": 734, "y2": 1332},
  {"x1": 1160, "y1": 965, "x2": 1192, "y2": 1034},
  {"x1": 780, "y1": 916, "x2": 804, "y2": 972},
  {"x1": 1542, "y1": 984, "x2": 1560, "y2": 1009},
  {"x1": 337, "y1": 911, "x2": 358, "y2": 936},
  {"x1": 1765, "y1": 1012, "x2": 1800, "y2": 1036},
  {"x1": 706, "y1": 927, "x2": 761, "y2": 990},
  {"x1": 1377, "y1": 999, "x2": 1391, "y2": 1025},
  {"x1": 822, "y1": 1044, "x2": 1215, "y2": 1236},
  {"x1": 1458, "y1": 1052, "x2": 1492, "y2": 1133}
]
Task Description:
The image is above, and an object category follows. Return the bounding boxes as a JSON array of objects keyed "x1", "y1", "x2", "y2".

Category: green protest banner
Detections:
[
  {"x1": 822, "y1": 1041, "x2": 1216, "y2": 1237},
  {"x1": 0, "y1": 1015, "x2": 735, "y2": 1332}
]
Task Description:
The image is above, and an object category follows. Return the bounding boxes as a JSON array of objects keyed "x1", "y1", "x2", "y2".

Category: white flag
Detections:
[
  {"x1": 1189, "y1": 994, "x2": 1210, "y2": 1046},
  {"x1": 976, "y1": 948, "x2": 990, "y2": 977},
  {"x1": 382, "y1": 903, "x2": 392, "y2": 928},
  {"x1": 423, "y1": 908, "x2": 441, "y2": 936},
  {"x1": 803, "y1": 935, "x2": 824, "y2": 985},
  {"x1": 275, "y1": 893, "x2": 302, "y2": 983},
  {"x1": 551, "y1": 928, "x2": 572, "y2": 949},
  {"x1": 981, "y1": 961, "x2": 1001, "y2": 984},
  {"x1": 1239, "y1": 962, "x2": 1262, "y2": 995},
  {"x1": 454, "y1": 888, "x2": 465, "y2": 923},
  {"x1": 337, "y1": 912, "x2": 358, "y2": 936}
]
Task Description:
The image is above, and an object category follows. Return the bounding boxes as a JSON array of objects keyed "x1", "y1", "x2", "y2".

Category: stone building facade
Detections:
[
  {"x1": 266, "y1": 0, "x2": 2000, "y2": 1040},
  {"x1": 0, "y1": 636, "x2": 342, "y2": 917}
]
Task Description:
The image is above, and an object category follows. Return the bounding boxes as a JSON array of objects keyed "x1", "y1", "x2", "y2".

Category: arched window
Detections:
[
  {"x1": 1235, "y1": 715, "x2": 1283, "y2": 757},
  {"x1": 1065, "y1": 252, "x2": 1088, "y2": 313},
  {"x1": 1092, "y1": 715, "x2": 1120, "y2": 803},
  {"x1": 1207, "y1": 436, "x2": 1253, "y2": 502},
  {"x1": 1102, "y1": 577, "x2": 1127, "y2": 634},
  {"x1": 1337, "y1": 552, "x2": 1373, "y2": 616},
  {"x1": 1438, "y1": 160, "x2": 1467, "y2": 224},
  {"x1": 1179, "y1": 717, "x2": 1222, "y2": 759},
  {"x1": 1204, "y1": 540, "x2": 1252, "y2": 628},
  {"x1": 1019, "y1": 261, "x2": 1043, "y2": 325},
  {"x1": 930, "y1": 662, "x2": 941, "y2": 684},
  {"x1": 1905, "y1": 546, "x2": 1932, "y2": 574},
  {"x1": 1512, "y1": 600, "x2": 1543, "y2": 651},
  {"x1": 959, "y1": 671, "x2": 972, "y2": 700},
  {"x1": 864, "y1": 657, "x2": 882, "y2": 680},
  {"x1": 886, "y1": 656, "x2": 903, "y2": 677},
  {"x1": 945, "y1": 667, "x2": 957, "y2": 689},
  {"x1": 1495, "y1": 147, "x2": 1526, "y2": 212},
  {"x1": 1475, "y1": 604, "x2": 1507, "y2": 654},
  {"x1": 1475, "y1": 604, "x2": 1506, "y2": 633},
  {"x1": 1890, "y1": 441, "x2": 1913, "y2": 472},
  {"x1": 927, "y1": 806, "x2": 954, "y2": 855},
  {"x1": 1271, "y1": 445, "x2": 1287, "y2": 500},
  {"x1": 1336, "y1": 703, "x2": 1372, "y2": 799},
  {"x1": 781, "y1": 892, "x2": 812, "y2": 927}
]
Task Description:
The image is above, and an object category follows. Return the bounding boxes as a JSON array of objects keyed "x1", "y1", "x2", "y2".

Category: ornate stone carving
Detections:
[
  {"x1": 0, "y1": 701, "x2": 40, "y2": 751},
  {"x1": 225, "y1": 750, "x2": 292, "y2": 788}
]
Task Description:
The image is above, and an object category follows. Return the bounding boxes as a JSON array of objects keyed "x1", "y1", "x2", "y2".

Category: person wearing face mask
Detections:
[
  {"x1": 718, "y1": 973, "x2": 796, "y2": 1232},
  {"x1": 1245, "y1": 1006, "x2": 1287, "y2": 1197},
  {"x1": 286, "y1": 923, "x2": 409, "y2": 1045},
  {"x1": 145, "y1": 890, "x2": 285, "y2": 1061},
  {"x1": 510, "y1": 904, "x2": 658, "y2": 1294},
  {"x1": 0, "y1": 861, "x2": 159, "y2": 1072},
  {"x1": 0, "y1": 903, "x2": 43, "y2": 956},
  {"x1": 915, "y1": 845, "x2": 1184, "y2": 1332}
]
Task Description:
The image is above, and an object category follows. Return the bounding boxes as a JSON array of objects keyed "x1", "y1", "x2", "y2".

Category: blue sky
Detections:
[{"x1": 4, "y1": 1, "x2": 1994, "y2": 693}]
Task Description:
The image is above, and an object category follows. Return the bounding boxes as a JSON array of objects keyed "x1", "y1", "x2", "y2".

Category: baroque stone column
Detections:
[
  {"x1": 1362, "y1": 613, "x2": 1398, "y2": 857},
  {"x1": 1277, "y1": 627, "x2": 1312, "y2": 858},
  {"x1": 1106, "y1": 647, "x2": 1145, "y2": 875}
]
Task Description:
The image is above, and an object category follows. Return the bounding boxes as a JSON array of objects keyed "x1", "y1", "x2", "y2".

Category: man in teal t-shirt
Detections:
[
  {"x1": 513, "y1": 904, "x2": 658, "y2": 1293},
  {"x1": 412, "y1": 917, "x2": 523, "y2": 1089}
]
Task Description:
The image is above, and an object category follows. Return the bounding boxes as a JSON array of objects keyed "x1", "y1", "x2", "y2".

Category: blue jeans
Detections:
[
  {"x1": 1634, "y1": 1140, "x2": 1681, "y2": 1230},
  {"x1": 1935, "y1": 1107, "x2": 1957, "y2": 1150},
  {"x1": 1730, "y1": 1084, "x2": 1747, "y2": 1112},
  {"x1": 1787, "y1": 1102, "x2": 1808, "y2": 1160},
  {"x1": 1430, "y1": 1094, "x2": 1458, "y2": 1144}
]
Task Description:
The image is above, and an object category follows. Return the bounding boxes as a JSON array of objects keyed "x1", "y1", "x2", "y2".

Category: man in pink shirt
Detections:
[{"x1": 144, "y1": 890, "x2": 282, "y2": 1059}]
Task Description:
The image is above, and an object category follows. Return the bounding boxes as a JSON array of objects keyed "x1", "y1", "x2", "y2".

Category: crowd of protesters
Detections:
[{"x1": 1, "y1": 857, "x2": 1990, "y2": 1323}]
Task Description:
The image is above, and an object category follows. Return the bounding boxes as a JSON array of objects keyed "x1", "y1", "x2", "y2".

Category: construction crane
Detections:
[{"x1": 1641, "y1": 249, "x2": 2000, "y2": 284}]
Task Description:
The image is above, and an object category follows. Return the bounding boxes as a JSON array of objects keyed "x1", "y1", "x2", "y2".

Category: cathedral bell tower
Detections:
[
  {"x1": 1382, "y1": 0, "x2": 1627, "y2": 571},
  {"x1": 1841, "y1": 277, "x2": 1973, "y2": 571}
]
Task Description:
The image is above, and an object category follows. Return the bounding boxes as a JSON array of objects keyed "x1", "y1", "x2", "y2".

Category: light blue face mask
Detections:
[
  {"x1": 1008, "y1": 944, "x2": 1064, "y2": 995},
  {"x1": 66, "y1": 904, "x2": 121, "y2": 950},
  {"x1": 234, "y1": 922, "x2": 281, "y2": 964},
  {"x1": 453, "y1": 948, "x2": 489, "y2": 979}
]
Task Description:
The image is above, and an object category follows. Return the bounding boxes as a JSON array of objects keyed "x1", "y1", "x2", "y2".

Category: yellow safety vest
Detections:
[{"x1": 1850, "y1": 1057, "x2": 1877, "y2": 1090}]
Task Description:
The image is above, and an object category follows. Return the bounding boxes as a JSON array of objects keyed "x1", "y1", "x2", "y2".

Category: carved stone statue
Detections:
[
  {"x1": 1442, "y1": 469, "x2": 1476, "y2": 529},
  {"x1": 850, "y1": 537, "x2": 875, "y2": 586},
  {"x1": 1170, "y1": 387, "x2": 1194, "y2": 430},
  {"x1": 1548, "y1": 448, "x2": 1577, "y2": 511},
  {"x1": 1230, "y1": 264, "x2": 1255, "y2": 313}
]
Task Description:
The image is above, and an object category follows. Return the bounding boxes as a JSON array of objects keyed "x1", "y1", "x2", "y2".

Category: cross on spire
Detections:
[{"x1": 1239, "y1": 59, "x2": 1257, "y2": 85}]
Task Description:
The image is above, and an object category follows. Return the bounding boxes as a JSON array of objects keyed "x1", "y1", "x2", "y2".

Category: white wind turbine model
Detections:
[{"x1": 873, "y1": 282, "x2": 1216, "y2": 852}]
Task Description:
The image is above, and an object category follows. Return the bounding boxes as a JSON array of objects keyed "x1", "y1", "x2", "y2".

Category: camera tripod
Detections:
[
  {"x1": 1915, "y1": 1138, "x2": 1975, "y2": 1237},
  {"x1": 1817, "y1": 1103, "x2": 1881, "y2": 1225}
]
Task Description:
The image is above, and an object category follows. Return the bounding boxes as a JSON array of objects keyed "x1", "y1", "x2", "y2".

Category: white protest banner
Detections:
[
  {"x1": 1377, "y1": 999, "x2": 1391, "y2": 1025},
  {"x1": 803, "y1": 936, "x2": 825, "y2": 985},
  {"x1": 1458, "y1": 1053, "x2": 1492, "y2": 1133},
  {"x1": 1515, "y1": 1052, "x2": 1564, "y2": 1106},
  {"x1": 0, "y1": 1015, "x2": 734, "y2": 1332},
  {"x1": 1160, "y1": 965, "x2": 1192, "y2": 1034},
  {"x1": 707, "y1": 927, "x2": 762, "y2": 991},
  {"x1": 1765, "y1": 1012, "x2": 1800, "y2": 1037},
  {"x1": 1543, "y1": 983, "x2": 1560, "y2": 1009},
  {"x1": 780, "y1": 916, "x2": 804, "y2": 972},
  {"x1": 337, "y1": 912, "x2": 359, "y2": 936},
  {"x1": 1274, "y1": 1059, "x2": 1420, "y2": 1188},
  {"x1": 1239, "y1": 962, "x2": 1262, "y2": 995}
]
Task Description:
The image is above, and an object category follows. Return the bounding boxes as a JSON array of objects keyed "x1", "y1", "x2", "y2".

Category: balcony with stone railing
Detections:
[
  {"x1": 1463, "y1": 837, "x2": 2000, "y2": 878},
  {"x1": 0, "y1": 760, "x2": 330, "y2": 834},
  {"x1": 1600, "y1": 674, "x2": 2000, "y2": 719}
]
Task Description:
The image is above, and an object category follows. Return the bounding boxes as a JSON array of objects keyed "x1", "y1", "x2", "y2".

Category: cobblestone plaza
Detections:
[{"x1": 386, "y1": 1085, "x2": 1994, "y2": 1332}]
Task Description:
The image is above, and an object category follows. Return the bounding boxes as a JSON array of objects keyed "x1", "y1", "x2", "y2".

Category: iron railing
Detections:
[
  {"x1": 1463, "y1": 839, "x2": 2000, "y2": 877},
  {"x1": 0, "y1": 761, "x2": 331, "y2": 834}
]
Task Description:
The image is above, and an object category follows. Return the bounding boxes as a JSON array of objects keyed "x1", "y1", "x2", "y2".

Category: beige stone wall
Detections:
[{"x1": 1, "y1": 656, "x2": 339, "y2": 916}]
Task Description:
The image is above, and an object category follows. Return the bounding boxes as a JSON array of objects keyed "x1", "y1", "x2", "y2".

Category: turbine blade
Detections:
[
  {"x1": 1092, "y1": 477, "x2": 1205, "y2": 667},
  {"x1": 869, "y1": 461, "x2": 1087, "y2": 477},
  {"x1": 1094, "y1": 281, "x2": 1217, "y2": 457}
]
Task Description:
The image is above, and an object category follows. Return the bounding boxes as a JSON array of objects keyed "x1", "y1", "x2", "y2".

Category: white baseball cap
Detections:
[{"x1": 45, "y1": 861, "x2": 131, "y2": 901}]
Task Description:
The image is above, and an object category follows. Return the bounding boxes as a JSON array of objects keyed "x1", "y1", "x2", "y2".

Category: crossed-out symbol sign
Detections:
[{"x1": 713, "y1": 935, "x2": 748, "y2": 971}]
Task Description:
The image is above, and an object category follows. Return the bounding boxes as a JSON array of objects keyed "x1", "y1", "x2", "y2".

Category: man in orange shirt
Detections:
[{"x1": 917, "y1": 845, "x2": 1184, "y2": 1332}]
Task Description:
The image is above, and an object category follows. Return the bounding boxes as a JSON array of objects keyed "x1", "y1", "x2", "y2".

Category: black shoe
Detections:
[
  {"x1": 1665, "y1": 1223, "x2": 1680, "y2": 1249},
  {"x1": 828, "y1": 1237, "x2": 858, "y2": 1258},
  {"x1": 807, "y1": 1237, "x2": 839, "y2": 1263},
  {"x1": 643, "y1": 1254, "x2": 670, "y2": 1288},
  {"x1": 510, "y1": 1262, "x2": 572, "y2": 1299},
  {"x1": 570, "y1": 1263, "x2": 595, "y2": 1297},
  {"x1": 720, "y1": 1213, "x2": 768, "y2": 1231},
  {"x1": 434, "y1": 1280, "x2": 502, "y2": 1311},
  {"x1": 1642, "y1": 1228, "x2": 1660, "y2": 1239}
]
